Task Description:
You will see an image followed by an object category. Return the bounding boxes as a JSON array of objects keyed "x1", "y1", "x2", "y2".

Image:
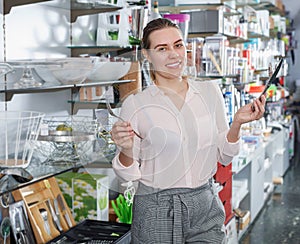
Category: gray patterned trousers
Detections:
[{"x1": 131, "y1": 180, "x2": 226, "y2": 244}]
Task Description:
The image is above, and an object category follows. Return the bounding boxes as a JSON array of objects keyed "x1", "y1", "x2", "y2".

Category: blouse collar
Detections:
[{"x1": 148, "y1": 79, "x2": 200, "y2": 97}]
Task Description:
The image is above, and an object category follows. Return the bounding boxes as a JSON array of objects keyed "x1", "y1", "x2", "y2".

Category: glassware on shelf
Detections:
[
  {"x1": 186, "y1": 38, "x2": 197, "y2": 79},
  {"x1": 226, "y1": 47, "x2": 235, "y2": 76},
  {"x1": 33, "y1": 115, "x2": 98, "y2": 165},
  {"x1": 35, "y1": 57, "x2": 98, "y2": 85},
  {"x1": 86, "y1": 59, "x2": 131, "y2": 82},
  {"x1": 234, "y1": 57, "x2": 248, "y2": 83},
  {"x1": 95, "y1": 109, "x2": 116, "y2": 161},
  {"x1": 0, "y1": 63, "x2": 14, "y2": 78},
  {"x1": 7, "y1": 60, "x2": 62, "y2": 88},
  {"x1": 204, "y1": 35, "x2": 228, "y2": 76}
]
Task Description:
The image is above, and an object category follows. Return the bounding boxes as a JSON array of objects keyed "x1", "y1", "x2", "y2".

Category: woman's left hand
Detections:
[{"x1": 233, "y1": 94, "x2": 266, "y2": 125}]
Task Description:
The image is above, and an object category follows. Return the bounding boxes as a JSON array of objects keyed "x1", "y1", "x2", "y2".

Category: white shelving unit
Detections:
[{"x1": 232, "y1": 125, "x2": 291, "y2": 240}]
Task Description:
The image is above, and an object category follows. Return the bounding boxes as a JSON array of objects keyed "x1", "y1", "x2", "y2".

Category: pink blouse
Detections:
[{"x1": 112, "y1": 80, "x2": 240, "y2": 189}]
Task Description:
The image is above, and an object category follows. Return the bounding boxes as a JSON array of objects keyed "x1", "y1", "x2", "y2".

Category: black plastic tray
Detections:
[{"x1": 47, "y1": 219, "x2": 131, "y2": 244}]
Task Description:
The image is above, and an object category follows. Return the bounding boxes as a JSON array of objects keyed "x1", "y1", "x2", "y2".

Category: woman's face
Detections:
[{"x1": 145, "y1": 27, "x2": 187, "y2": 80}]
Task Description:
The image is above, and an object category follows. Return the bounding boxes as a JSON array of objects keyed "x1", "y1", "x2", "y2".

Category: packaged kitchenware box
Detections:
[
  {"x1": 56, "y1": 172, "x2": 109, "y2": 222},
  {"x1": 12, "y1": 177, "x2": 76, "y2": 244},
  {"x1": 159, "y1": 0, "x2": 223, "y2": 5},
  {"x1": 47, "y1": 219, "x2": 131, "y2": 244},
  {"x1": 73, "y1": 173, "x2": 109, "y2": 222}
]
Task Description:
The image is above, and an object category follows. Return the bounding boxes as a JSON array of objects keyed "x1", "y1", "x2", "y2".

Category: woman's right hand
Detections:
[{"x1": 111, "y1": 121, "x2": 135, "y2": 150}]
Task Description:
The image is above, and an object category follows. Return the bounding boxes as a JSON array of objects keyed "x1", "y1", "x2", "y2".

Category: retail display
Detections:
[
  {"x1": 96, "y1": 5, "x2": 148, "y2": 46},
  {"x1": 0, "y1": 0, "x2": 295, "y2": 243},
  {"x1": 12, "y1": 177, "x2": 76, "y2": 244}
]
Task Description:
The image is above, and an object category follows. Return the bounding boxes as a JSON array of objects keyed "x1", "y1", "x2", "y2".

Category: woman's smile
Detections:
[{"x1": 165, "y1": 60, "x2": 182, "y2": 69}]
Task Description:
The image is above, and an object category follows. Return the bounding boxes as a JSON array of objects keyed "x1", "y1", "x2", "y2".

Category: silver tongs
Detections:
[{"x1": 251, "y1": 57, "x2": 284, "y2": 112}]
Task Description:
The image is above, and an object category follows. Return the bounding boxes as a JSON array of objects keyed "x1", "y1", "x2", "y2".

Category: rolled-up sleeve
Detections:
[
  {"x1": 217, "y1": 130, "x2": 240, "y2": 165},
  {"x1": 111, "y1": 95, "x2": 142, "y2": 182},
  {"x1": 112, "y1": 154, "x2": 141, "y2": 182}
]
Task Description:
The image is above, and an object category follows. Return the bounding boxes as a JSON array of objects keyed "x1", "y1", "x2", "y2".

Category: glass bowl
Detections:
[
  {"x1": 35, "y1": 57, "x2": 98, "y2": 85},
  {"x1": 87, "y1": 60, "x2": 131, "y2": 82}
]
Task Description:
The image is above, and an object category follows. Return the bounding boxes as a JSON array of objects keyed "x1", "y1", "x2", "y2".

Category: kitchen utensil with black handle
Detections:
[
  {"x1": 251, "y1": 57, "x2": 284, "y2": 112},
  {"x1": 104, "y1": 86, "x2": 143, "y2": 139}
]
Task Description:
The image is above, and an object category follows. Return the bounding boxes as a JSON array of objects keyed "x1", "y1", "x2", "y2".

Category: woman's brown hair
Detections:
[{"x1": 141, "y1": 18, "x2": 180, "y2": 49}]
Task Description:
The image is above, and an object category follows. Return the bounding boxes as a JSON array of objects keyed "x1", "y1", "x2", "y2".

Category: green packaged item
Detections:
[{"x1": 73, "y1": 173, "x2": 109, "y2": 222}]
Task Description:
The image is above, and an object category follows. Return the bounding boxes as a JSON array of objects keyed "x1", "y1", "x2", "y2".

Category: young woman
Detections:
[{"x1": 111, "y1": 18, "x2": 266, "y2": 243}]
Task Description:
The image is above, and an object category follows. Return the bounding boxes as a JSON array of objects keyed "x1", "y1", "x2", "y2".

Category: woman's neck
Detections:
[{"x1": 155, "y1": 76, "x2": 188, "y2": 95}]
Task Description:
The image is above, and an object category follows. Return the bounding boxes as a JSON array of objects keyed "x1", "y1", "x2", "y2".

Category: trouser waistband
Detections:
[{"x1": 136, "y1": 179, "x2": 213, "y2": 197}]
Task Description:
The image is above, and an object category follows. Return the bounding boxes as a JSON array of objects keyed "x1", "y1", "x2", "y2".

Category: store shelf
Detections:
[
  {"x1": 188, "y1": 32, "x2": 250, "y2": 44},
  {"x1": 0, "y1": 161, "x2": 75, "y2": 197},
  {"x1": 227, "y1": 36, "x2": 250, "y2": 44},
  {"x1": 68, "y1": 99, "x2": 119, "y2": 107},
  {"x1": 160, "y1": 4, "x2": 222, "y2": 13},
  {"x1": 0, "y1": 157, "x2": 113, "y2": 197},
  {"x1": 197, "y1": 75, "x2": 239, "y2": 79},
  {"x1": 236, "y1": 1, "x2": 285, "y2": 16},
  {"x1": 45, "y1": 0, "x2": 122, "y2": 22},
  {"x1": 248, "y1": 31, "x2": 270, "y2": 40},
  {"x1": 69, "y1": 45, "x2": 134, "y2": 57},
  {"x1": 159, "y1": 3, "x2": 238, "y2": 13},
  {"x1": 232, "y1": 185, "x2": 249, "y2": 209},
  {"x1": 0, "y1": 79, "x2": 132, "y2": 101},
  {"x1": 251, "y1": 1, "x2": 286, "y2": 16},
  {"x1": 69, "y1": 99, "x2": 121, "y2": 114},
  {"x1": 232, "y1": 156, "x2": 251, "y2": 175},
  {"x1": 2, "y1": 0, "x2": 51, "y2": 14},
  {"x1": 2, "y1": 0, "x2": 122, "y2": 22},
  {"x1": 68, "y1": 44, "x2": 142, "y2": 61}
]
